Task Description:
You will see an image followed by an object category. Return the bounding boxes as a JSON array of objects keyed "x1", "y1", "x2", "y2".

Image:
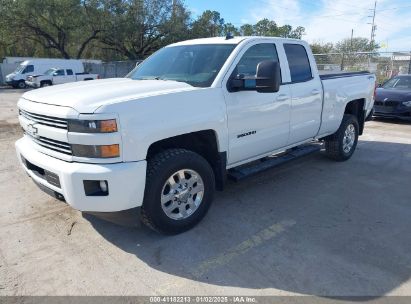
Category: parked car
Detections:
[
  {"x1": 15, "y1": 36, "x2": 376, "y2": 234},
  {"x1": 373, "y1": 74, "x2": 411, "y2": 120},
  {"x1": 25, "y1": 68, "x2": 99, "y2": 88},
  {"x1": 5, "y1": 59, "x2": 85, "y2": 89}
]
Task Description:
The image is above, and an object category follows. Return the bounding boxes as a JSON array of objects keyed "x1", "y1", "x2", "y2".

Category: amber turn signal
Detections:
[
  {"x1": 100, "y1": 144, "x2": 120, "y2": 158},
  {"x1": 100, "y1": 120, "x2": 117, "y2": 132}
]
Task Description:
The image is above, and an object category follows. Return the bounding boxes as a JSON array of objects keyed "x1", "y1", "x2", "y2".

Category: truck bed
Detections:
[{"x1": 319, "y1": 71, "x2": 371, "y2": 80}]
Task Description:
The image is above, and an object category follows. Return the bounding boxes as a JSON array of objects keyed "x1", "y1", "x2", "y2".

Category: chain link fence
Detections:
[
  {"x1": 83, "y1": 61, "x2": 139, "y2": 79},
  {"x1": 0, "y1": 60, "x2": 139, "y2": 85},
  {"x1": 314, "y1": 51, "x2": 411, "y2": 84},
  {"x1": 2, "y1": 52, "x2": 410, "y2": 86}
]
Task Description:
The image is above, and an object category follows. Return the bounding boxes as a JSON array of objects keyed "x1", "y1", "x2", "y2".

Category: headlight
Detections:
[
  {"x1": 68, "y1": 119, "x2": 117, "y2": 133},
  {"x1": 72, "y1": 144, "x2": 120, "y2": 158},
  {"x1": 402, "y1": 101, "x2": 411, "y2": 107}
]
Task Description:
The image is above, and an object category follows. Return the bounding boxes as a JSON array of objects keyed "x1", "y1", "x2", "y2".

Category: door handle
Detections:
[
  {"x1": 311, "y1": 89, "x2": 321, "y2": 95},
  {"x1": 276, "y1": 94, "x2": 289, "y2": 101}
]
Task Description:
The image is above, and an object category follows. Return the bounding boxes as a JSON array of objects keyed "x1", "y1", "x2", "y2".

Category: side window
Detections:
[
  {"x1": 66, "y1": 69, "x2": 73, "y2": 75},
  {"x1": 54, "y1": 69, "x2": 65, "y2": 76},
  {"x1": 284, "y1": 44, "x2": 312, "y2": 82},
  {"x1": 235, "y1": 44, "x2": 279, "y2": 77},
  {"x1": 23, "y1": 65, "x2": 34, "y2": 74}
]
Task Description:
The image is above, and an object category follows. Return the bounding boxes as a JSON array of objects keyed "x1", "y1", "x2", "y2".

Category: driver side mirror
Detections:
[
  {"x1": 256, "y1": 60, "x2": 281, "y2": 93},
  {"x1": 228, "y1": 60, "x2": 281, "y2": 93}
]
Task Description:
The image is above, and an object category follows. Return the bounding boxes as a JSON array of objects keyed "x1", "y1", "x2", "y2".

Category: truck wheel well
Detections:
[
  {"x1": 147, "y1": 130, "x2": 227, "y2": 190},
  {"x1": 344, "y1": 99, "x2": 365, "y2": 135}
]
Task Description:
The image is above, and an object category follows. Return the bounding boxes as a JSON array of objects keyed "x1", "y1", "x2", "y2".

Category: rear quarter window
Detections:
[{"x1": 284, "y1": 44, "x2": 312, "y2": 83}]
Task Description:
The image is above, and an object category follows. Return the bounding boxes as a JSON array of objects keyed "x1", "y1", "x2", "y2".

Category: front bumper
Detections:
[
  {"x1": 15, "y1": 136, "x2": 147, "y2": 212},
  {"x1": 25, "y1": 80, "x2": 39, "y2": 88},
  {"x1": 6, "y1": 79, "x2": 19, "y2": 87},
  {"x1": 373, "y1": 103, "x2": 411, "y2": 120}
]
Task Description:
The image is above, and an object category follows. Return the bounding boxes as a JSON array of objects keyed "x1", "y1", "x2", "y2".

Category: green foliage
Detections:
[
  {"x1": 310, "y1": 42, "x2": 334, "y2": 54},
  {"x1": 0, "y1": 0, "x2": 307, "y2": 60},
  {"x1": 191, "y1": 10, "x2": 225, "y2": 38}
]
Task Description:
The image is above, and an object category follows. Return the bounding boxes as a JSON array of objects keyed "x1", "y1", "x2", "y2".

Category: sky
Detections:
[{"x1": 184, "y1": 0, "x2": 411, "y2": 52}]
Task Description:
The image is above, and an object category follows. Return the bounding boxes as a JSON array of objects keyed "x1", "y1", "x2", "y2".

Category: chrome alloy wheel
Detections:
[
  {"x1": 161, "y1": 169, "x2": 204, "y2": 220},
  {"x1": 343, "y1": 123, "x2": 356, "y2": 153}
]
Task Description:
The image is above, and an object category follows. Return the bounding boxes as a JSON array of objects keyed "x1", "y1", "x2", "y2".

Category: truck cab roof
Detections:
[{"x1": 168, "y1": 36, "x2": 304, "y2": 47}]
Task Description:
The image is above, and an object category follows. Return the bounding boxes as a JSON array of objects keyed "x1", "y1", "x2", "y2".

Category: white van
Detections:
[{"x1": 5, "y1": 59, "x2": 84, "y2": 89}]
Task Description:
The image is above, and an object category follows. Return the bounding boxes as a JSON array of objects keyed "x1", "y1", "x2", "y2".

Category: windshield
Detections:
[
  {"x1": 128, "y1": 44, "x2": 236, "y2": 87},
  {"x1": 45, "y1": 68, "x2": 57, "y2": 75},
  {"x1": 14, "y1": 64, "x2": 26, "y2": 74},
  {"x1": 382, "y1": 76, "x2": 411, "y2": 90}
]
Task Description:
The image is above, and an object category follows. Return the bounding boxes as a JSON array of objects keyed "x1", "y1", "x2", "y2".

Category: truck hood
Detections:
[
  {"x1": 6, "y1": 72, "x2": 16, "y2": 80},
  {"x1": 22, "y1": 78, "x2": 197, "y2": 113}
]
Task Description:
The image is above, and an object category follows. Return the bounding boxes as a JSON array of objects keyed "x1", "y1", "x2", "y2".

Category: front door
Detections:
[
  {"x1": 52, "y1": 69, "x2": 66, "y2": 84},
  {"x1": 223, "y1": 42, "x2": 291, "y2": 166}
]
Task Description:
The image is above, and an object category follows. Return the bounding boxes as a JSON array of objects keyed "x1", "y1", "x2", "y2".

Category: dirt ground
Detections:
[{"x1": 1, "y1": 87, "x2": 411, "y2": 297}]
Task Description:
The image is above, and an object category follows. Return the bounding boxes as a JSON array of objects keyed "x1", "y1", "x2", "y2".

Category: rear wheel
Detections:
[
  {"x1": 324, "y1": 114, "x2": 359, "y2": 161},
  {"x1": 141, "y1": 148, "x2": 215, "y2": 234}
]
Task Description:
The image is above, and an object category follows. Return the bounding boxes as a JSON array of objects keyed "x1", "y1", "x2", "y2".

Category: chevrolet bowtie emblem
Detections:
[{"x1": 26, "y1": 124, "x2": 38, "y2": 137}]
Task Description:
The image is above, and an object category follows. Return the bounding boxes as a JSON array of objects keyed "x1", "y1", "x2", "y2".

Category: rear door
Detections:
[
  {"x1": 65, "y1": 69, "x2": 76, "y2": 82},
  {"x1": 284, "y1": 43, "x2": 322, "y2": 144}
]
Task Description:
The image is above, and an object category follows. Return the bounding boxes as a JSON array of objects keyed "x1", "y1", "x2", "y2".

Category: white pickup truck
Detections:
[
  {"x1": 25, "y1": 68, "x2": 99, "y2": 88},
  {"x1": 15, "y1": 36, "x2": 376, "y2": 234}
]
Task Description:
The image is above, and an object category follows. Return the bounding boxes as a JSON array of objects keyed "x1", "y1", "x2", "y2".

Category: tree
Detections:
[
  {"x1": 191, "y1": 10, "x2": 225, "y2": 38},
  {"x1": 240, "y1": 24, "x2": 254, "y2": 36},
  {"x1": 335, "y1": 37, "x2": 378, "y2": 53},
  {"x1": 0, "y1": 1, "x2": 308, "y2": 60},
  {"x1": 222, "y1": 23, "x2": 240, "y2": 36},
  {"x1": 238, "y1": 19, "x2": 305, "y2": 38},
  {"x1": 310, "y1": 42, "x2": 334, "y2": 54},
  {"x1": 0, "y1": 0, "x2": 101, "y2": 59},
  {"x1": 253, "y1": 19, "x2": 278, "y2": 36},
  {"x1": 332, "y1": 37, "x2": 379, "y2": 71},
  {"x1": 97, "y1": 0, "x2": 189, "y2": 60}
]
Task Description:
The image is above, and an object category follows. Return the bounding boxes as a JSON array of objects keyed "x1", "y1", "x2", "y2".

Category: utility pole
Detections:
[
  {"x1": 368, "y1": 0, "x2": 377, "y2": 48},
  {"x1": 367, "y1": 1, "x2": 377, "y2": 68},
  {"x1": 350, "y1": 29, "x2": 354, "y2": 52}
]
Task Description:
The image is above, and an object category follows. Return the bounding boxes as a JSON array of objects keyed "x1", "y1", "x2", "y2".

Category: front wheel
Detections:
[
  {"x1": 324, "y1": 114, "x2": 359, "y2": 161},
  {"x1": 141, "y1": 149, "x2": 215, "y2": 234},
  {"x1": 17, "y1": 81, "x2": 26, "y2": 89}
]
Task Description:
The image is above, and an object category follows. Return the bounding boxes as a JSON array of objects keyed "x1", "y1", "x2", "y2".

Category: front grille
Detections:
[
  {"x1": 19, "y1": 109, "x2": 68, "y2": 129},
  {"x1": 21, "y1": 155, "x2": 61, "y2": 188},
  {"x1": 26, "y1": 133, "x2": 72, "y2": 155}
]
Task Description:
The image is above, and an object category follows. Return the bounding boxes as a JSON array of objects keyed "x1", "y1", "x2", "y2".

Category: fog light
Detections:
[
  {"x1": 99, "y1": 180, "x2": 108, "y2": 193},
  {"x1": 84, "y1": 180, "x2": 109, "y2": 196}
]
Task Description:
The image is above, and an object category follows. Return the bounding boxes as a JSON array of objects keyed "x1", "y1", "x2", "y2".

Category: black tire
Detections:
[
  {"x1": 17, "y1": 81, "x2": 26, "y2": 89},
  {"x1": 141, "y1": 148, "x2": 215, "y2": 234},
  {"x1": 324, "y1": 114, "x2": 359, "y2": 161},
  {"x1": 40, "y1": 81, "x2": 51, "y2": 87}
]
